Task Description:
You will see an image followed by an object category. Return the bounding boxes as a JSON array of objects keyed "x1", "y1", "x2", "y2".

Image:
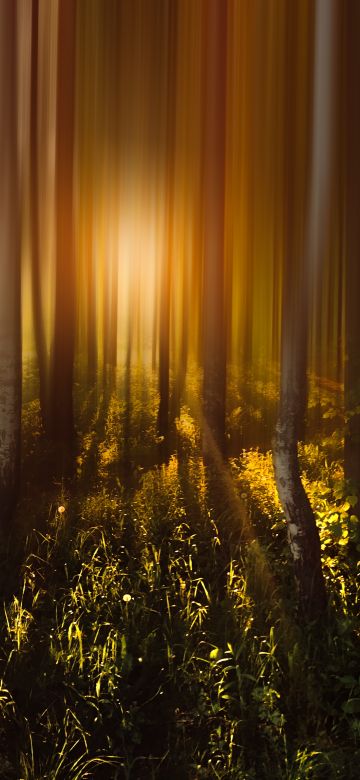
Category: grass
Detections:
[{"x1": 0, "y1": 371, "x2": 359, "y2": 778}]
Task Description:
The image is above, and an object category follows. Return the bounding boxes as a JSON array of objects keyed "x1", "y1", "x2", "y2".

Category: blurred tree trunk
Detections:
[
  {"x1": 202, "y1": 0, "x2": 227, "y2": 453},
  {"x1": 77, "y1": 0, "x2": 98, "y2": 385},
  {"x1": 344, "y1": 2, "x2": 360, "y2": 490},
  {"x1": 102, "y1": 2, "x2": 120, "y2": 381},
  {"x1": 273, "y1": 0, "x2": 336, "y2": 620},
  {"x1": 49, "y1": 0, "x2": 76, "y2": 441},
  {"x1": 86, "y1": 231, "x2": 97, "y2": 383},
  {"x1": 30, "y1": 0, "x2": 49, "y2": 427},
  {"x1": 103, "y1": 251, "x2": 118, "y2": 371},
  {"x1": 171, "y1": 257, "x2": 189, "y2": 420},
  {"x1": 0, "y1": 0, "x2": 21, "y2": 527},
  {"x1": 158, "y1": 0, "x2": 178, "y2": 437}
]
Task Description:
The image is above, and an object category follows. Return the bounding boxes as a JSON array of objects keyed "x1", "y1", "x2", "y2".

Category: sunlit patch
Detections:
[
  {"x1": 230, "y1": 450, "x2": 282, "y2": 523},
  {"x1": 97, "y1": 394, "x2": 124, "y2": 477},
  {"x1": 175, "y1": 406, "x2": 200, "y2": 449},
  {"x1": 98, "y1": 440, "x2": 118, "y2": 472},
  {"x1": 4, "y1": 596, "x2": 33, "y2": 652}
]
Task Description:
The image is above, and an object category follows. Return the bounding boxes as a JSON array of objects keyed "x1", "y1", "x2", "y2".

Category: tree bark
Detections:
[
  {"x1": 344, "y1": 1, "x2": 360, "y2": 490},
  {"x1": 273, "y1": 0, "x2": 336, "y2": 620},
  {"x1": 158, "y1": 0, "x2": 178, "y2": 437},
  {"x1": 0, "y1": 0, "x2": 21, "y2": 528},
  {"x1": 30, "y1": 0, "x2": 49, "y2": 428},
  {"x1": 202, "y1": 0, "x2": 227, "y2": 454},
  {"x1": 49, "y1": 0, "x2": 76, "y2": 441}
]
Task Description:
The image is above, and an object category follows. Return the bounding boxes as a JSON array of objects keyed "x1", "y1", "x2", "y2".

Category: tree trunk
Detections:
[
  {"x1": 103, "y1": 248, "x2": 118, "y2": 370},
  {"x1": 158, "y1": 0, "x2": 178, "y2": 438},
  {"x1": 171, "y1": 255, "x2": 189, "y2": 421},
  {"x1": 202, "y1": 0, "x2": 227, "y2": 454},
  {"x1": 273, "y1": 0, "x2": 336, "y2": 620},
  {"x1": 274, "y1": 392, "x2": 327, "y2": 619},
  {"x1": 50, "y1": 0, "x2": 76, "y2": 441},
  {"x1": 0, "y1": 0, "x2": 21, "y2": 528},
  {"x1": 77, "y1": 0, "x2": 98, "y2": 385},
  {"x1": 344, "y1": 1, "x2": 360, "y2": 490},
  {"x1": 30, "y1": 0, "x2": 49, "y2": 428}
]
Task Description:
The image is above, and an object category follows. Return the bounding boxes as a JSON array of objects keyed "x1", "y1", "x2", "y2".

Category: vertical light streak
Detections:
[{"x1": 16, "y1": 0, "x2": 344, "y2": 418}]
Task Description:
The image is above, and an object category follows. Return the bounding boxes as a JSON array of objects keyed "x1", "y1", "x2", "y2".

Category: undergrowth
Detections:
[{"x1": 0, "y1": 384, "x2": 359, "y2": 779}]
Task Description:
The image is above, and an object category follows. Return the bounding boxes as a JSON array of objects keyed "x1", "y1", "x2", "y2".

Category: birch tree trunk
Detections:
[
  {"x1": 0, "y1": 0, "x2": 21, "y2": 528},
  {"x1": 273, "y1": 0, "x2": 336, "y2": 619}
]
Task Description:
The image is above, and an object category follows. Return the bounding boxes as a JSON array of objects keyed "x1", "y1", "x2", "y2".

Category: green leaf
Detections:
[
  {"x1": 342, "y1": 699, "x2": 360, "y2": 715},
  {"x1": 338, "y1": 676, "x2": 358, "y2": 689},
  {"x1": 209, "y1": 647, "x2": 222, "y2": 661},
  {"x1": 331, "y1": 523, "x2": 342, "y2": 539}
]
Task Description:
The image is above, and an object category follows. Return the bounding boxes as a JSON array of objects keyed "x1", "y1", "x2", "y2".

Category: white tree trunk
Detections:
[{"x1": 273, "y1": 0, "x2": 336, "y2": 618}]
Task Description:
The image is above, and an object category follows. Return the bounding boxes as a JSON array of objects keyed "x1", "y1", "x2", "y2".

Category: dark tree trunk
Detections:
[
  {"x1": 202, "y1": 0, "x2": 227, "y2": 454},
  {"x1": 158, "y1": 253, "x2": 171, "y2": 437},
  {"x1": 171, "y1": 257, "x2": 189, "y2": 421},
  {"x1": 83, "y1": 6, "x2": 98, "y2": 385},
  {"x1": 50, "y1": 0, "x2": 76, "y2": 441},
  {"x1": 30, "y1": 0, "x2": 49, "y2": 428},
  {"x1": 86, "y1": 237, "x2": 97, "y2": 383},
  {"x1": 0, "y1": 0, "x2": 21, "y2": 529},
  {"x1": 344, "y1": 1, "x2": 360, "y2": 490},
  {"x1": 103, "y1": 251, "x2": 118, "y2": 370},
  {"x1": 158, "y1": 0, "x2": 178, "y2": 438}
]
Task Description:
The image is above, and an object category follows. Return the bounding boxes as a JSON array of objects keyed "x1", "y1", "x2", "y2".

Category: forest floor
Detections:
[{"x1": 0, "y1": 366, "x2": 359, "y2": 779}]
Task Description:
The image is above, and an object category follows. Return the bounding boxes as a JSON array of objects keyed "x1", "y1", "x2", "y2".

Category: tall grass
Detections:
[{"x1": 0, "y1": 388, "x2": 359, "y2": 778}]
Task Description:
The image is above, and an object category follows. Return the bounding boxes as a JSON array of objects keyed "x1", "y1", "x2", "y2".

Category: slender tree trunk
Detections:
[
  {"x1": 83, "y1": 3, "x2": 98, "y2": 385},
  {"x1": 152, "y1": 268, "x2": 158, "y2": 373},
  {"x1": 202, "y1": 0, "x2": 227, "y2": 453},
  {"x1": 273, "y1": 0, "x2": 336, "y2": 620},
  {"x1": 344, "y1": 1, "x2": 360, "y2": 490},
  {"x1": 171, "y1": 255, "x2": 189, "y2": 420},
  {"x1": 108, "y1": 252, "x2": 119, "y2": 368},
  {"x1": 50, "y1": 0, "x2": 76, "y2": 441},
  {"x1": 30, "y1": 0, "x2": 48, "y2": 427},
  {"x1": 158, "y1": 0, "x2": 177, "y2": 437},
  {"x1": 0, "y1": 0, "x2": 21, "y2": 528},
  {"x1": 86, "y1": 231, "x2": 97, "y2": 383}
]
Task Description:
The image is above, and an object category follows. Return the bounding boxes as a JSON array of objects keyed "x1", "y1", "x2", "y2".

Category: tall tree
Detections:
[
  {"x1": 344, "y1": 2, "x2": 360, "y2": 490},
  {"x1": 273, "y1": 0, "x2": 336, "y2": 619},
  {"x1": 158, "y1": 0, "x2": 178, "y2": 437},
  {"x1": 202, "y1": 0, "x2": 227, "y2": 452},
  {"x1": 49, "y1": 0, "x2": 76, "y2": 440},
  {"x1": 77, "y1": 0, "x2": 98, "y2": 385},
  {"x1": 30, "y1": 0, "x2": 49, "y2": 427},
  {"x1": 0, "y1": 0, "x2": 21, "y2": 527},
  {"x1": 102, "y1": 1, "x2": 120, "y2": 378}
]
